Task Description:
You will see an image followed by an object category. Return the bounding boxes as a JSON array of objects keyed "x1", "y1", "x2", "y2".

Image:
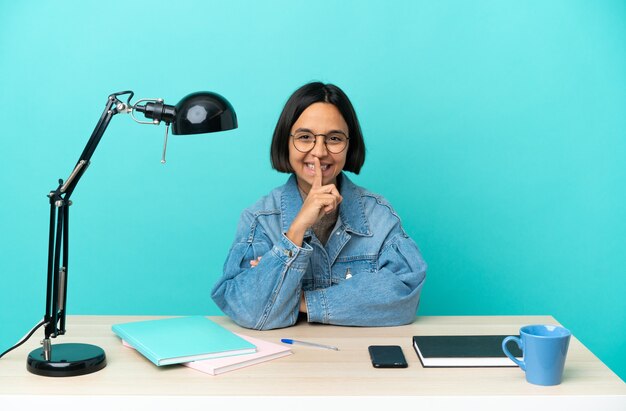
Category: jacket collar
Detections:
[{"x1": 280, "y1": 173, "x2": 371, "y2": 237}]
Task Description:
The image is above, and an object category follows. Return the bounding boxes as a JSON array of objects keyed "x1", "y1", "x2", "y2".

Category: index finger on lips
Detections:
[{"x1": 312, "y1": 157, "x2": 323, "y2": 189}]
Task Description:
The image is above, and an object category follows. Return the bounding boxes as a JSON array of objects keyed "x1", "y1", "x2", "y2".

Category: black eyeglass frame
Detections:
[{"x1": 289, "y1": 132, "x2": 350, "y2": 154}]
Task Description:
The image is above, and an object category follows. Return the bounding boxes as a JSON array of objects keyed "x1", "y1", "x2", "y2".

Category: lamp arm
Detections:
[
  {"x1": 62, "y1": 91, "x2": 133, "y2": 199},
  {"x1": 42, "y1": 91, "x2": 133, "y2": 343}
]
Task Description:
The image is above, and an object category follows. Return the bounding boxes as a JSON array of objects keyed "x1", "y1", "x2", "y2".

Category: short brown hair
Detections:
[{"x1": 270, "y1": 82, "x2": 366, "y2": 174}]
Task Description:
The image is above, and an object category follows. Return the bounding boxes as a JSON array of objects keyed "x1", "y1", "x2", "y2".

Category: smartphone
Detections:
[{"x1": 368, "y1": 345, "x2": 408, "y2": 368}]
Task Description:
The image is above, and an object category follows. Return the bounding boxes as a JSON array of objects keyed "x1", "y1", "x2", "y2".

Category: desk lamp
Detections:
[{"x1": 24, "y1": 90, "x2": 237, "y2": 377}]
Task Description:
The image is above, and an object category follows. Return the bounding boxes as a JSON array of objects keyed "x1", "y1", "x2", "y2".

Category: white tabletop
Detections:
[{"x1": 1, "y1": 315, "x2": 624, "y2": 410}]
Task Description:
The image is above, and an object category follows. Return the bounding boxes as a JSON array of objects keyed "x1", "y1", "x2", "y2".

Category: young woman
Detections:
[{"x1": 211, "y1": 82, "x2": 427, "y2": 330}]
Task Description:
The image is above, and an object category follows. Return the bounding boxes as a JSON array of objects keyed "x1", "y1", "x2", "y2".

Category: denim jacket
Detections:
[{"x1": 211, "y1": 173, "x2": 427, "y2": 330}]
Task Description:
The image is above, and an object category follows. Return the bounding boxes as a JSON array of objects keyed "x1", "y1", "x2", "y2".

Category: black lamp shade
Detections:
[{"x1": 172, "y1": 92, "x2": 238, "y2": 135}]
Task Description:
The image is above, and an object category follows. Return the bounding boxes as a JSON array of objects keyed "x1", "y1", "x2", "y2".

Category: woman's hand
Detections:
[
  {"x1": 287, "y1": 157, "x2": 342, "y2": 246},
  {"x1": 299, "y1": 293, "x2": 307, "y2": 313}
]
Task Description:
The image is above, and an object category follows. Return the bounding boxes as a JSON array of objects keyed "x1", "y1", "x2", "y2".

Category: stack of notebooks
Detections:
[{"x1": 112, "y1": 316, "x2": 291, "y2": 375}]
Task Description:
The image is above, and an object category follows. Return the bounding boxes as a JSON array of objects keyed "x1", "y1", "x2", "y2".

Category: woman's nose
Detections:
[{"x1": 310, "y1": 135, "x2": 328, "y2": 157}]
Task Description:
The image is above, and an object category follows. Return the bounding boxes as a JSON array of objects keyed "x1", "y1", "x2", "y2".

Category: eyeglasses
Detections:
[{"x1": 290, "y1": 131, "x2": 349, "y2": 154}]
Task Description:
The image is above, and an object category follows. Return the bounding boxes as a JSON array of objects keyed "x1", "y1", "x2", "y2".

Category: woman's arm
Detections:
[
  {"x1": 211, "y1": 211, "x2": 313, "y2": 330},
  {"x1": 304, "y1": 232, "x2": 427, "y2": 326}
]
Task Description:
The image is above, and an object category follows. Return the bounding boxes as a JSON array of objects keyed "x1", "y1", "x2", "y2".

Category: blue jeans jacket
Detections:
[{"x1": 211, "y1": 173, "x2": 427, "y2": 330}]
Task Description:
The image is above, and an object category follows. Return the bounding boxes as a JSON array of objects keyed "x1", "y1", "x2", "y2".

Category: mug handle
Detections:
[{"x1": 502, "y1": 336, "x2": 525, "y2": 370}]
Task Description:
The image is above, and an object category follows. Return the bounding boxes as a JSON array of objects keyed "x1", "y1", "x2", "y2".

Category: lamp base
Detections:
[{"x1": 27, "y1": 343, "x2": 106, "y2": 377}]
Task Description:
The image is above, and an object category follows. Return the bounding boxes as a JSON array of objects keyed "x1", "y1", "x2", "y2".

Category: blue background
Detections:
[{"x1": 1, "y1": 1, "x2": 624, "y2": 381}]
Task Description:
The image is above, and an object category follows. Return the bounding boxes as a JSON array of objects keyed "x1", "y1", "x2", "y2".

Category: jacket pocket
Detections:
[{"x1": 331, "y1": 255, "x2": 377, "y2": 284}]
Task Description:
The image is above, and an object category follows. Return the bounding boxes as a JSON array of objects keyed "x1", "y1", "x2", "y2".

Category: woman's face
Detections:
[{"x1": 288, "y1": 102, "x2": 349, "y2": 194}]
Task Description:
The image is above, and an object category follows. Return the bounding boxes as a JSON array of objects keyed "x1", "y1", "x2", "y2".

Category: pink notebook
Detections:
[{"x1": 122, "y1": 333, "x2": 291, "y2": 375}]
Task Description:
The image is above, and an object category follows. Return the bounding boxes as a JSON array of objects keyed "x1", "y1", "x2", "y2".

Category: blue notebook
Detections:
[{"x1": 112, "y1": 316, "x2": 256, "y2": 366}]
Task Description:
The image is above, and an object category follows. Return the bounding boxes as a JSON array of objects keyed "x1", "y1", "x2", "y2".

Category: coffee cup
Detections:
[{"x1": 502, "y1": 324, "x2": 571, "y2": 386}]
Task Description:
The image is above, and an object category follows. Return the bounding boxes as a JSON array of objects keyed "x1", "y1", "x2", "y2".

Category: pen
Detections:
[{"x1": 281, "y1": 338, "x2": 339, "y2": 351}]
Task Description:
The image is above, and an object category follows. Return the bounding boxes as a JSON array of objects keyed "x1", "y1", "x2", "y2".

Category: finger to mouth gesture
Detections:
[
  {"x1": 286, "y1": 157, "x2": 343, "y2": 246},
  {"x1": 312, "y1": 156, "x2": 323, "y2": 191},
  {"x1": 310, "y1": 157, "x2": 342, "y2": 215}
]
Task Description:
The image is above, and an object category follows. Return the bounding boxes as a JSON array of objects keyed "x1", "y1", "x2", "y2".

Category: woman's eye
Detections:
[{"x1": 328, "y1": 135, "x2": 345, "y2": 143}]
